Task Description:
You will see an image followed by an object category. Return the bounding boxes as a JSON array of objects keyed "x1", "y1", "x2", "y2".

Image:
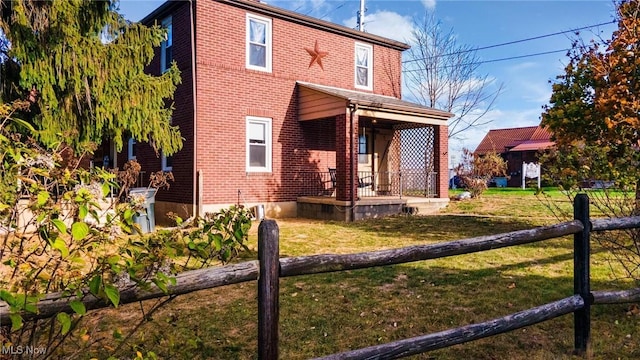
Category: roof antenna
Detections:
[{"x1": 357, "y1": 0, "x2": 366, "y2": 31}]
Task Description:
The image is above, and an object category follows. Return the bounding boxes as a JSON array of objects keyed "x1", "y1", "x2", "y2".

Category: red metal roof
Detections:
[
  {"x1": 530, "y1": 126, "x2": 552, "y2": 141},
  {"x1": 509, "y1": 140, "x2": 555, "y2": 152},
  {"x1": 474, "y1": 126, "x2": 538, "y2": 154},
  {"x1": 475, "y1": 125, "x2": 554, "y2": 154}
]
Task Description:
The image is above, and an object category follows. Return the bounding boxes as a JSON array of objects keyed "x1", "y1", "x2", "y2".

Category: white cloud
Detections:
[
  {"x1": 421, "y1": 0, "x2": 436, "y2": 10},
  {"x1": 487, "y1": 108, "x2": 543, "y2": 131},
  {"x1": 520, "y1": 82, "x2": 552, "y2": 104},
  {"x1": 310, "y1": 0, "x2": 326, "y2": 8},
  {"x1": 461, "y1": 76, "x2": 499, "y2": 96},
  {"x1": 343, "y1": 10, "x2": 415, "y2": 44},
  {"x1": 506, "y1": 61, "x2": 538, "y2": 73},
  {"x1": 503, "y1": 62, "x2": 553, "y2": 104}
]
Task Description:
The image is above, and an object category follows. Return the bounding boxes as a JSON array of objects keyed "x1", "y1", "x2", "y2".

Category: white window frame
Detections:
[
  {"x1": 354, "y1": 42, "x2": 373, "y2": 90},
  {"x1": 246, "y1": 14, "x2": 272, "y2": 73},
  {"x1": 246, "y1": 116, "x2": 272, "y2": 173},
  {"x1": 127, "y1": 137, "x2": 136, "y2": 161},
  {"x1": 160, "y1": 16, "x2": 173, "y2": 73}
]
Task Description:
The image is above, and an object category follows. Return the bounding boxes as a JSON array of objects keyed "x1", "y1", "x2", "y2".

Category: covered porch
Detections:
[{"x1": 295, "y1": 82, "x2": 452, "y2": 221}]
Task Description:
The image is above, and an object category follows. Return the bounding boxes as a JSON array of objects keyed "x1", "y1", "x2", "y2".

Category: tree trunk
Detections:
[{"x1": 635, "y1": 179, "x2": 640, "y2": 216}]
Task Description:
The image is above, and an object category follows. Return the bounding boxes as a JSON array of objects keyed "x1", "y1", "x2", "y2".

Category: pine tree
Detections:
[{"x1": 0, "y1": 0, "x2": 182, "y2": 154}]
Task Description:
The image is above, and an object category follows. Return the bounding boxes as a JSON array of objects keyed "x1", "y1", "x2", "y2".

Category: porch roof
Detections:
[{"x1": 297, "y1": 82, "x2": 452, "y2": 125}]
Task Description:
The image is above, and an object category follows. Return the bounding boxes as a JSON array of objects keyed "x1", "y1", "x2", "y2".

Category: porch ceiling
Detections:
[{"x1": 297, "y1": 82, "x2": 453, "y2": 125}]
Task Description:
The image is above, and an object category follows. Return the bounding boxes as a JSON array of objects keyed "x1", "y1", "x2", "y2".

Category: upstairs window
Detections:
[
  {"x1": 246, "y1": 117, "x2": 272, "y2": 172},
  {"x1": 355, "y1": 43, "x2": 373, "y2": 90},
  {"x1": 246, "y1": 14, "x2": 272, "y2": 72},
  {"x1": 160, "y1": 16, "x2": 173, "y2": 72}
]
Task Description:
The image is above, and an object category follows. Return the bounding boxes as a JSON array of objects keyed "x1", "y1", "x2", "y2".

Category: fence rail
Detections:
[
  {"x1": 0, "y1": 261, "x2": 261, "y2": 322},
  {"x1": 2, "y1": 195, "x2": 640, "y2": 358},
  {"x1": 279, "y1": 220, "x2": 583, "y2": 276},
  {"x1": 315, "y1": 295, "x2": 586, "y2": 360}
]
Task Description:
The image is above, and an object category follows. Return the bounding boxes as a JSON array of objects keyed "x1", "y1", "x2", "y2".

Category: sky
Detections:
[{"x1": 117, "y1": 0, "x2": 618, "y2": 165}]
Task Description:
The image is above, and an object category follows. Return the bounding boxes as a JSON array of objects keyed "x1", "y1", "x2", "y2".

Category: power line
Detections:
[
  {"x1": 402, "y1": 48, "x2": 571, "y2": 73},
  {"x1": 319, "y1": 2, "x2": 348, "y2": 21},
  {"x1": 305, "y1": 1, "x2": 347, "y2": 19},
  {"x1": 303, "y1": 4, "x2": 318, "y2": 16},
  {"x1": 402, "y1": 20, "x2": 615, "y2": 64}
]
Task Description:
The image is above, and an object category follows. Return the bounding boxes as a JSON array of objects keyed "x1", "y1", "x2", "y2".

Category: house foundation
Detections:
[{"x1": 297, "y1": 196, "x2": 449, "y2": 221}]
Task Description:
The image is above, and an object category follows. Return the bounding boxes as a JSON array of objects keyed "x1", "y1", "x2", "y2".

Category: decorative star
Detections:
[{"x1": 305, "y1": 40, "x2": 328, "y2": 70}]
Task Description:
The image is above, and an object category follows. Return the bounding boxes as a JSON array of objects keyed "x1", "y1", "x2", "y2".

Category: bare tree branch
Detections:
[{"x1": 404, "y1": 12, "x2": 503, "y2": 139}]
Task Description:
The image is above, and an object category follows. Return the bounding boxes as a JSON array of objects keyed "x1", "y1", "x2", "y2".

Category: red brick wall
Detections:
[
  {"x1": 162, "y1": 3, "x2": 195, "y2": 205},
  {"x1": 124, "y1": 2, "x2": 195, "y2": 204},
  {"x1": 334, "y1": 112, "x2": 359, "y2": 201},
  {"x1": 193, "y1": 1, "x2": 403, "y2": 205},
  {"x1": 133, "y1": 1, "x2": 408, "y2": 208},
  {"x1": 434, "y1": 124, "x2": 449, "y2": 199},
  {"x1": 299, "y1": 118, "x2": 337, "y2": 171}
]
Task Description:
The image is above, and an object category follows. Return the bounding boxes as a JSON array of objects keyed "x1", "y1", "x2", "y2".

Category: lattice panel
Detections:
[{"x1": 389, "y1": 124, "x2": 437, "y2": 197}]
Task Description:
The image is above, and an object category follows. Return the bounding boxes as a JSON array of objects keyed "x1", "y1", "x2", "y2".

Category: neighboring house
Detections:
[
  {"x1": 107, "y1": 0, "x2": 452, "y2": 222},
  {"x1": 474, "y1": 125, "x2": 554, "y2": 187}
]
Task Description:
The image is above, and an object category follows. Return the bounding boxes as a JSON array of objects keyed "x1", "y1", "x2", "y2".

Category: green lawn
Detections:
[{"x1": 80, "y1": 190, "x2": 639, "y2": 360}]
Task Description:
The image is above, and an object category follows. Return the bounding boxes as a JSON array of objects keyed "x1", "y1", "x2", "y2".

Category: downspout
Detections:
[
  {"x1": 189, "y1": 0, "x2": 200, "y2": 218},
  {"x1": 349, "y1": 103, "x2": 358, "y2": 221}
]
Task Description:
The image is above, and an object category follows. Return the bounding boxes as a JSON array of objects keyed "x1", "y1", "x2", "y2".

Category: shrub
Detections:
[
  {"x1": 0, "y1": 104, "x2": 252, "y2": 359},
  {"x1": 454, "y1": 149, "x2": 508, "y2": 198}
]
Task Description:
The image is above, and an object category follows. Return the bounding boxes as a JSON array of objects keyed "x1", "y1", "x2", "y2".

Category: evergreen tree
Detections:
[{"x1": 0, "y1": 0, "x2": 182, "y2": 154}]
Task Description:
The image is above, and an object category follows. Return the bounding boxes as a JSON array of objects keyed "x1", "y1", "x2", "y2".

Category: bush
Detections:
[
  {"x1": 0, "y1": 103, "x2": 252, "y2": 359},
  {"x1": 454, "y1": 149, "x2": 508, "y2": 198}
]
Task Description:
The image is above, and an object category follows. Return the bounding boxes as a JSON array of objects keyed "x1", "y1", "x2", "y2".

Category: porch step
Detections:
[{"x1": 405, "y1": 198, "x2": 449, "y2": 215}]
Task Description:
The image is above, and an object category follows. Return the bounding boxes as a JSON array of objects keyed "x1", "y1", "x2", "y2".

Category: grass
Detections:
[
  {"x1": 444, "y1": 188, "x2": 571, "y2": 219},
  {"x1": 79, "y1": 189, "x2": 639, "y2": 359}
]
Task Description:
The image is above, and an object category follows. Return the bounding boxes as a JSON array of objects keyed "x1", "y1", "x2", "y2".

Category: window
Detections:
[
  {"x1": 160, "y1": 16, "x2": 173, "y2": 72},
  {"x1": 358, "y1": 132, "x2": 370, "y2": 164},
  {"x1": 246, "y1": 14, "x2": 272, "y2": 72},
  {"x1": 355, "y1": 43, "x2": 373, "y2": 90},
  {"x1": 162, "y1": 152, "x2": 173, "y2": 172},
  {"x1": 358, "y1": 134, "x2": 368, "y2": 155},
  {"x1": 246, "y1": 117, "x2": 272, "y2": 172},
  {"x1": 128, "y1": 137, "x2": 137, "y2": 161}
]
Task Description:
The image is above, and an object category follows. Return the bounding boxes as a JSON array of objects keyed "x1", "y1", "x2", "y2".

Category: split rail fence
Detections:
[{"x1": 2, "y1": 194, "x2": 640, "y2": 359}]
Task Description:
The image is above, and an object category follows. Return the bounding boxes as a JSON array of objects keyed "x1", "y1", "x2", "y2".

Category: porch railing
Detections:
[{"x1": 297, "y1": 171, "x2": 438, "y2": 198}]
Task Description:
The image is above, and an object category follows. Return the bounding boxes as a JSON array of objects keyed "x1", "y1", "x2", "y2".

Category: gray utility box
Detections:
[{"x1": 130, "y1": 187, "x2": 156, "y2": 233}]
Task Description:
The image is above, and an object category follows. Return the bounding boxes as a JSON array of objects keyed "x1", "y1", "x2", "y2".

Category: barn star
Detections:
[{"x1": 305, "y1": 40, "x2": 328, "y2": 70}]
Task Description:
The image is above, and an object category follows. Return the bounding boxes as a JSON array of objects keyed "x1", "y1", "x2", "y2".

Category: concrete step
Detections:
[{"x1": 404, "y1": 198, "x2": 449, "y2": 215}]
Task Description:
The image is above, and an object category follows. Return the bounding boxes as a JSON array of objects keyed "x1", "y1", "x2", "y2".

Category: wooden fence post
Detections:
[
  {"x1": 258, "y1": 219, "x2": 280, "y2": 360},
  {"x1": 573, "y1": 194, "x2": 591, "y2": 355}
]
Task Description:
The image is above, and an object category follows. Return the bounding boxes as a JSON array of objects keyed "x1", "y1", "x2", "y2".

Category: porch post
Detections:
[
  {"x1": 335, "y1": 111, "x2": 358, "y2": 203},
  {"x1": 434, "y1": 124, "x2": 449, "y2": 198}
]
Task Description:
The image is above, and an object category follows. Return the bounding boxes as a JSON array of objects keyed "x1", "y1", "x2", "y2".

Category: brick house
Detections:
[
  {"x1": 474, "y1": 125, "x2": 554, "y2": 187},
  {"x1": 112, "y1": 0, "x2": 452, "y2": 222}
]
